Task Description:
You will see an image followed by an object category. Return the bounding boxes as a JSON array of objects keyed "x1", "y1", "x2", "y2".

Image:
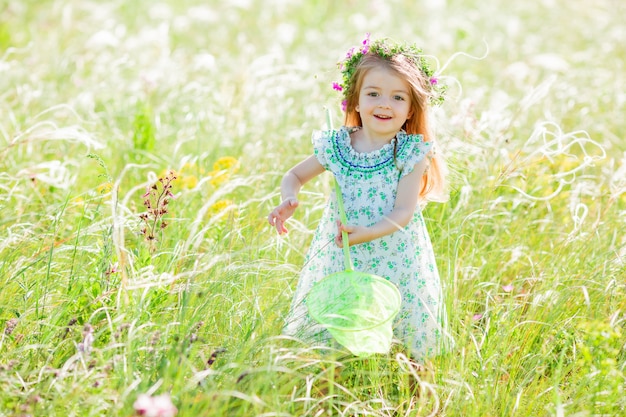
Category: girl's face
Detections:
[{"x1": 356, "y1": 67, "x2": 413, "y2": 141}]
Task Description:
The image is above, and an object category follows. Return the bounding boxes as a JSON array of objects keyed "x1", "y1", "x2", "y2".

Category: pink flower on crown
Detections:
[
  {"x1": 332, "y1": 82, "x2": 343, "y2": 92},
  {"x1": 430, "y1": 77, "x2": 438, "y2": 85},
  {"x1": 345, "y1": 47, "x2": 355, "y2": 60},
  {"x1": 361, "y1": 32, "x2": 371, "y2": 54},
  {"x1": 341, "y1": 99, "x2": 347, "y2": 112}
]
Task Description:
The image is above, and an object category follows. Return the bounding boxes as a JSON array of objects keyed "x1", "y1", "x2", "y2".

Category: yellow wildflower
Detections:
[
  {"x1": 209, "y1": 157, "x2": 239, "y2": 187},
  {"x1": 97, "y1": 182, "x2": 113, "y2": 194},
  {"x1": 207, "y1": 199, "x2": 238, "y2": 218},
  {"x1": 71, "y1": 196, "x2": 85, "y2": 209},
  {"x1": 161, "y1": 163, "x2": 202, "y2": 190},
  {"x1": 209, "y1": 199, "x2": 233, "y2": 213},
  {"x1": 180, "y1": 175, "x2": 198, "y2": 189},
  {"x1": 209, "y1": 171, "x2": 226, "y2": 187},
  {"x1": 213, "y1": 156, "x2": 239, "y2": 173}
]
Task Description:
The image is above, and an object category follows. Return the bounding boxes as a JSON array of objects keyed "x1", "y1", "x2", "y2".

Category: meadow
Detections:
[{"x1": 0, "y1": 0, "x2": 624, "y2": 415}]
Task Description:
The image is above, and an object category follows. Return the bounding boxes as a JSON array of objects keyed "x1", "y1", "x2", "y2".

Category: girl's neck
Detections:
[{"x1": 349, "y1": 126, "x2": 397, "y2": 153}]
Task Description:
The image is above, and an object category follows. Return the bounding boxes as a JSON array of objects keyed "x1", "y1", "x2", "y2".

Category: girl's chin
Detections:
[{"x1": 368, "y1": 120, "x2": 402, "y2": 132}]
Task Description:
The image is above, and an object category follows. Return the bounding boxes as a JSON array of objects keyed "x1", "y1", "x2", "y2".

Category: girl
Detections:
[{"x1": 268, "y1": 35, "x2": 450, "y2": 360}]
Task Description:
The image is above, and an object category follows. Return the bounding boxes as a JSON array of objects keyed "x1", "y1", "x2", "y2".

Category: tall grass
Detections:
[{"x1": 1, "y1": 0, "x2": 624, "y2": 415}]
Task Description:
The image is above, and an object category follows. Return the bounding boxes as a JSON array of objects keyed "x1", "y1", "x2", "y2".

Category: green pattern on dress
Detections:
[{"x1": 284, "y1": 126, "x2": 450, "y2": 360}]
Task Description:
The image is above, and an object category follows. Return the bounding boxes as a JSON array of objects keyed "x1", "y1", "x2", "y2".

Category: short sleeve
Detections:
[
  {"x1": 395, "y1": 132, "x2": 433, "y2": 178},
  {"x1": 311, "y1": 129, "x2": 334, "y2": 170}
]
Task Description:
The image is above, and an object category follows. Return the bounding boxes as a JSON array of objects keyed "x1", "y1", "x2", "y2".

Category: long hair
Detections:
[{"x1": 343, "y1": 53, "x2": 447, "y2": 202}]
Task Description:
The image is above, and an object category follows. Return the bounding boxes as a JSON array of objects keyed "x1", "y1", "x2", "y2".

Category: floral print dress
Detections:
[{"x1": 283, "y1": 126, "x2": 449, "y2": 360}]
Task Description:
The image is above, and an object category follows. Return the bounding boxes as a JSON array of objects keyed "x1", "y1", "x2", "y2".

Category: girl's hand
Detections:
[
  {"x1": 335, "y1": 220, "x2": 370, "y2": 247},
  {"x1": 268, "y1": 198, "x2": 299, "y2": 235}
]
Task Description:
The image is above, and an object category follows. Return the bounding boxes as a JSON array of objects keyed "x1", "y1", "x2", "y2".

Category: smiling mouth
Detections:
[{"x1": 375, "y1": 115, "x2": 392, "y2": 120}]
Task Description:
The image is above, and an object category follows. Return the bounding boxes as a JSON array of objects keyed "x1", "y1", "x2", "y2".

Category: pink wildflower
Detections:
[
  {"x1": 430, "y1": 77, "x2": 438, "y2": 85},
  {"x1": 361, "y1": 32, "x2": 371, "y2": 54},
  {"x1": 106, "y1": 262, "x2": 119, "y2": 276},
  {"x1": 345, "y1": 46, "x2": 355, "y2": 59},
  {"x1": 502, "y1": 284, "x2": 514, "y2": 293},
  {"x1": 341, "y1": 99, "x2": 347, "y2": 112},
  {"x1": 4, "y1": 318, "x2": 18, "y2": 336},
  {"x1": 472, "y1": 313, "x2": 483, "y2": 321},
  {"x1": 332, "y1": 82, "x2": 343, "y2": 92},
  {"x1": 133, "y1": 394, "x2": 177, "y2": 417},
  {"x1": 78, "y1": 324, "x2": 94, "y2": 355}
]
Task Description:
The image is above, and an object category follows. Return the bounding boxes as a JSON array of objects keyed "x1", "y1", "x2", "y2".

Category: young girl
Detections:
[{"x1": 268, "y1": 35, "x2": 450, "y2": 360}]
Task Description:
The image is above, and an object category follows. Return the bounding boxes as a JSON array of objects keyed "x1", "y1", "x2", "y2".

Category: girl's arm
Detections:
[
  {"x1": 268, "y1": 155, "x2": 325, "y2": 235},
  {"x1": 336, "y1": 158, "x2": 428, "y2": 246}
]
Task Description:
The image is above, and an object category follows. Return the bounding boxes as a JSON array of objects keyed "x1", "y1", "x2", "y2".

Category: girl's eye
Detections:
[
  {"x1": 394, "y1": 95, "x2": 406, "y2": 101},
  {"x1": 368, "y1": 92, "x2": 379, "y2": 97}
]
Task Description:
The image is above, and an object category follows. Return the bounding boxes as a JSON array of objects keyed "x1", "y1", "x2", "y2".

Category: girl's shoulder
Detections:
[
  {"x1": 312, "y1": 125, "x2": 351, "y2": 140},
  {"x1": 311, "y1": 127, "x2": 345, "y2": 170},
  {"x1": 396, "y1": 130, "x2": 427, "y2": 145},
  {"x1": 395, "y1": 131, "x2": 434, "y2": 174},
  {"x1": 396, "y1": 130, "x2": 432, "y2": 153},
  {"x1": 311, "y1": 126, "x2": 352, "y2": 154}
]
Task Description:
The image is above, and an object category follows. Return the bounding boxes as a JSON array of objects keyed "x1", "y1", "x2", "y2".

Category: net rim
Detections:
[{"x1": 306, "y1": 271, "x2": 402, "y2": 332}]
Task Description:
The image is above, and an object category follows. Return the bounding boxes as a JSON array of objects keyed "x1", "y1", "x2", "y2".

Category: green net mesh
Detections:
[{"x1": 306, "y1": 270, "x2": 401, "y2": 356}]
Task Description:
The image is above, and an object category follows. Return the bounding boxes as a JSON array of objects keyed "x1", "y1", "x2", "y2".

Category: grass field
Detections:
[{"x1": 1, "y1": 0, "x2": 625, "y2": 415}]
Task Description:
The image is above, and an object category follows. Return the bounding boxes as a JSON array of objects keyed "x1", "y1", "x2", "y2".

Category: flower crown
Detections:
[{"x1": 332, "y1": 34, "x2": 446, "y2": 111}]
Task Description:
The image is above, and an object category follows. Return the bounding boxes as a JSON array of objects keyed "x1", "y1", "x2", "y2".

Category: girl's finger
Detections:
[{"x1": 277, "y1": 219, "x2": 288, "y2": 235}]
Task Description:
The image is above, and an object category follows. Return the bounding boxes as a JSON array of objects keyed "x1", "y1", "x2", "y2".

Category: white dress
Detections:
[{"x1": 284, "y1": 126, "x2": 448, "y2": 360}]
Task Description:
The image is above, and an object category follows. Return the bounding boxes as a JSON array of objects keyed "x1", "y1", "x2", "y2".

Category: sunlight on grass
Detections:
[{"x1": 0, "y1": 0, "x2": 624, "y2": 415}]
